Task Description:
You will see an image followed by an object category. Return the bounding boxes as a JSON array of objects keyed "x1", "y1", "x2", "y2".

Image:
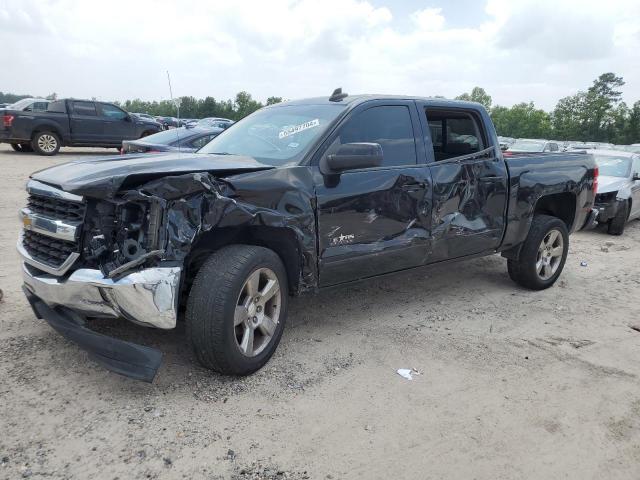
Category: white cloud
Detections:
[
  {"x1": 411, "y1": 8, "x2": 445, "y2": 32},
  {"x1": 0, "y1": 0, "x2": 638, "y2": 110}
]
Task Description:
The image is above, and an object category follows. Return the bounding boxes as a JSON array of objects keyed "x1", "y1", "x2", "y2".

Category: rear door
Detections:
[
  {"x1": 417, "y1": 104, "x2": 508, "y2": 261},
  {"x1": 97, "y1": 103, "x2": 137, "y2": 144},
  {"x1": 314, "y1": 100, "x2": 432, "y2": 286},
  {"x1": 69, "y1": 101, "x2": 103, "y2": 143}
]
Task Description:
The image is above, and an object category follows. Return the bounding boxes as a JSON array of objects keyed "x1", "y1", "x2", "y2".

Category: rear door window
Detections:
[
  {"x1": 72, "y1": 101, "x2": 97, "y2": 116},
  {"x1": 331, "y1": 105, "x2": 417, "y2": 167},
  {"x1": 425, "y1": 108, "x2": 486, "y2": 161}
]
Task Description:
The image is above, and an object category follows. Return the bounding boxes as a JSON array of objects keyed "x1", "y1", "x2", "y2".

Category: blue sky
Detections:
[{"x1": 1, "y1": 0, "x2": 639, "y2": 110}]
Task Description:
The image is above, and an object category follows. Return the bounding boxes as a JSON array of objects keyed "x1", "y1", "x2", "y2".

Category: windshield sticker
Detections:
[{"x1": 278, "y1": 119, "x2": 320, "y2": 139}]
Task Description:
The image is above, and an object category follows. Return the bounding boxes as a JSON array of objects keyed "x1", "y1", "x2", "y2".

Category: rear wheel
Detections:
[
  {"x1": 31, "y1": 131, "x2": 60, "y2": 156},
  {"x1": 607, "y1": 201, "x2": 628, "y2": 236},
  {"x1": 186, "y1": 245, "x2": 288, "y2": 375},
  {"x1": 11, "y1": 144, "x2": 22, "y2": 152},
  {"x1": 508, "y1": 215, "x2": 569, "y2": 290}
]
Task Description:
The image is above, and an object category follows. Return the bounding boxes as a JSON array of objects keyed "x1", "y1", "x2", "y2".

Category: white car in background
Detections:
[{"x1": 591, "y1": 149, "x2": 640, "y2": 235}]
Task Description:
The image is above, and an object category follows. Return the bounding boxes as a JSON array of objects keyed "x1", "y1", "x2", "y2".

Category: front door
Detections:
[
  {"x1": 314, "y1": 101, "x2": 432, "y2": 286},
  {"x1": 97, "y1": 103, "x2": 137, "y2": 144},
  {"x1": 418, "y1": 105, "x2": 508, "y2": 261}
]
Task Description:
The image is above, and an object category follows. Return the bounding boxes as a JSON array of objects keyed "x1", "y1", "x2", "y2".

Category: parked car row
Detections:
[
  {"x1": 138, "y1": 114, "x2": 234, "y2": 131},
  {"x1": 0, "y1": 98, "x2": 234, "y2": 156}
]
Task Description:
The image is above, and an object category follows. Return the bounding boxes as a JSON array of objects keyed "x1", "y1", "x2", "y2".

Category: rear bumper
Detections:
[{"x1": 23, "y1": 287, "x2": 162, "y2": 382}]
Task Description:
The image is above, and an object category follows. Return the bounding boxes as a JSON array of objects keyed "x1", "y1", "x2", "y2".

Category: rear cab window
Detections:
[{"x1": 424, "y1": 107, "x2": 487, "y2": 162}]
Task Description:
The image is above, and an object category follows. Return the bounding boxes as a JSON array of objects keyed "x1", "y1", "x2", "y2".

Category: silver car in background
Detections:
[
  {"x1": 506, "y1": 139, "x2": 560, "y2": 153},
  {"x1": 591, "y1": 149, "x2": 640, "y2": 235}
]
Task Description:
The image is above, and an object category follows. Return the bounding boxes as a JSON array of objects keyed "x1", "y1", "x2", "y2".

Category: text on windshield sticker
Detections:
[{"x1": 278, "y1": 119, "x2": 320, "y2": 139}]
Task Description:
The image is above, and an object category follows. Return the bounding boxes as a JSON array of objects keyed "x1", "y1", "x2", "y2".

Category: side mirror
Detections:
[
  {"x1": 633, "y1": 172, "x2": 640, "y2": 181},
  {"x1": 321, "y1": 142, "x2": 383, "y2": 174}
]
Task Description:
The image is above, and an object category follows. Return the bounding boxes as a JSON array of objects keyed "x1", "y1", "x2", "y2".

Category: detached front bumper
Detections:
[
  {"x1": 22, "y1": 264, "x2": 181, "y2": 329},
  {"x1": 21, "y1": 264, "x2": 182, "y2": 382},
  {"x1": 23, "y1": 288, "x2": 163, "y2": 382}
]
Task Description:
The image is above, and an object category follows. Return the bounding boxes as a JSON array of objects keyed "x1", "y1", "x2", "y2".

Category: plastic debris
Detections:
[
  {"x1": 580, "y1": 261, "x2": 588, "y2": 267},
  {"x1": 396, "y1": 368, "x2": 421, "y2": 381}
]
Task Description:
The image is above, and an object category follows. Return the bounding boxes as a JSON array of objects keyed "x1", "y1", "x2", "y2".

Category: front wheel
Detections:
[
  {"x1": 508, "y1": 215, "x2": 569, "y2": 290},
  {"x1": 186, "y1": 245, "x2": 288, "y2": 375},
  {"x1": 31, "y1": 131, "x2": 60, "y2": 156}
]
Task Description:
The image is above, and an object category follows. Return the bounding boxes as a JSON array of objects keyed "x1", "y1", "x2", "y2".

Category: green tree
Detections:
[
  {"x1": 625, "y1": 101, "x2": 640, "y2": 144},
  {"x1": 491, "y1": 102, "x2": 552, "y2": 138},
  {"x1": 551, "y1": 92, "x2": 588, "y2": 140},
  {"x1": 234, "y1": 91, "x2": 263, "y2": 119},
  {"x1": 456, "y1": 87, "x2": 492, "y2": 110},
  {"x1": 584, "y1": 72, "x2": 625, "y2": 141},
  {"x1": 266, "y1": 96, "x2": 283, "y2": 106}
]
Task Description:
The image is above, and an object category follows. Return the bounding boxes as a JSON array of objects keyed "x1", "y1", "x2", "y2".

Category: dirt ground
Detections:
[{"x1": 1, "y1": 143, "x2": 640, "y2": 480}]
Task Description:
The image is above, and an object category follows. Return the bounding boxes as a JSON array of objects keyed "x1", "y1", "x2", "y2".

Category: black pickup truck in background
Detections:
[
  {"x1": 18, "y1": 91, "x2": 599, "y2": 381},
  {"x1": 1, "y1": 99, "x2": 162, "y2": 155}
]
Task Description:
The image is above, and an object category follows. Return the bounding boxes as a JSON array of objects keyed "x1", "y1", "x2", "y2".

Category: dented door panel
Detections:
[
  {"x1": 428, "y1": 153, "x2": 508, "y2": 261},
  {"x1": 314, "y1": 167, "x2": 432, "y2": 286}
]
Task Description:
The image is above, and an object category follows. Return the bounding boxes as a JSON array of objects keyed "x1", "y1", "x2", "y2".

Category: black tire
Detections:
[
  {"x1": 11, "y1": 143, "x2": 23, "y2": 152},
  {"x1": 507, "y1": 215, "x2": 569, "y2": 290},
  {"x1": 186, "y1": 245, "x2": 288, "y2": 375},
  {"x1": 31, "y1": 131, "x2": 61, "y2": 156},
  {"x1": 20, "y1": 143, "x2": 33, "y2": 152},
  {"x1": 607, "y1": 201, "x2": 628, "y2": 236}
]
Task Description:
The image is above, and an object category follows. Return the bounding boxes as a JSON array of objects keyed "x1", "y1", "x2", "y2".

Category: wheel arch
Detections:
[
  {"x1": 533, "y1": 192, "x2": 577, "y2": 231},
  {"x1": 182, "y1": 226, "x2": 304, "y2": 300},
  {"x1": 31, "y1": 124, "x2": 64, "y2": 143}
]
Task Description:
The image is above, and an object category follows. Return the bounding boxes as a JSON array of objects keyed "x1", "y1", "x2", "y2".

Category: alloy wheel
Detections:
[{"x1": 234, "y1": 267, "x2": 281, "y2": 357}]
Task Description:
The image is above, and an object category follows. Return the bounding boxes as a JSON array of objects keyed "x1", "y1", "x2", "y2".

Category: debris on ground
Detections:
[
  {"x1": 629, "y1": 325, "x2": 640, "y2": 333},
  {"x1": 580, "y1": 261, "x2": 588, "y2": 267},
  {"x1": 396, "y1": 368, "x2": 421, "y2": 381}
]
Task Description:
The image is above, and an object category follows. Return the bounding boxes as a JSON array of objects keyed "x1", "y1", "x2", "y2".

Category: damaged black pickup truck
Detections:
[{"x1": 19, "y1": 91, "x2": 599, "y2": 381}]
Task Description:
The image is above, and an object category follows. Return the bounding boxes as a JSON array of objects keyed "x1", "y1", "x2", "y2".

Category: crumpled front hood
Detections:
[
  {"x1": 597, "y1": 175, "x2": 629, "y2": 194},
  {"x1": 30, "y1": 152, "x2": 274, "y2": 198}
]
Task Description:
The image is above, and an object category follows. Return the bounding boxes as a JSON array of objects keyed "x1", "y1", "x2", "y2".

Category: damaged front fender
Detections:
[{"x1": 83, "y1": 168, "x2": 318, "y2": 295}]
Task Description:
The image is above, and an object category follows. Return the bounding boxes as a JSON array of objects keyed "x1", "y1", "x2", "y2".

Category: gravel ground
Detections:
[{"x1": 1, "y1": 143, "x2": 640, "y2": 480}]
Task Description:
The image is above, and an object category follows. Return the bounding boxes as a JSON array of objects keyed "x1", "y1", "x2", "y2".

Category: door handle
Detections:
[{"x1": 401, "y1": 182, "x2": 426, "y2": 191}]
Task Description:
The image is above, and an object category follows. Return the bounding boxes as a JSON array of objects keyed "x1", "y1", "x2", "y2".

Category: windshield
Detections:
[
  {"x1": 595, "y1": 155, "x2": 632, "y2": 178},
  {"x1": 508, "y1": 140, "x2": 546, "y2": 152},
  {"x1": 198, "y1": 104, "x2": 346, "y2": 165}
]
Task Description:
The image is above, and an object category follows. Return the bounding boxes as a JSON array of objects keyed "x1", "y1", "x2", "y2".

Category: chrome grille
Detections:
[
  {"x1": 18, "y1": 180, "x2": 84, "y2": 276},
  {"x1": 27, "y1": 194, "x2": 85, "y2": 222},
  {"x1": 22, "y1": 230, "x2": 77, "y2": 269}
]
